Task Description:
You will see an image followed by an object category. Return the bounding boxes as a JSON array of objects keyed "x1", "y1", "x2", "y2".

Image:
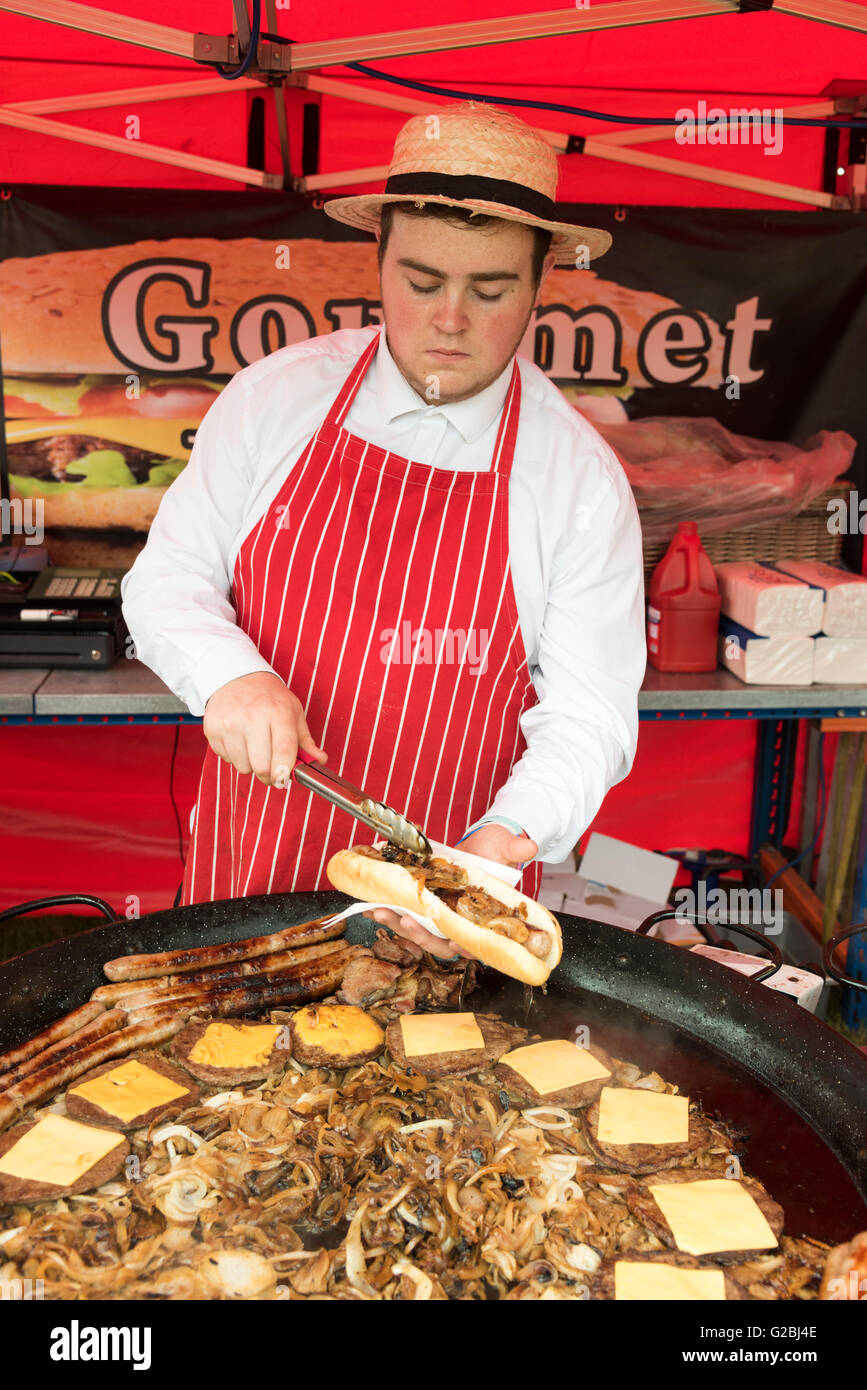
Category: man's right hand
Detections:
[{"x1": 202, "y1": 672, "x2": 327, "y2": 787}]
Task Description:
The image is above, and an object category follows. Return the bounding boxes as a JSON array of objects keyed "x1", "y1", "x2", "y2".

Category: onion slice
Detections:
[
  {"x1": 520, "y1": 1108, "x2": 573, "y2": 1130},
  {"x1": 392, "y1": 1260, "x2": 434, "y2": 1300},
  {"x1": 151, "y1": 1123, "x2": 203, "y2": 1147}
]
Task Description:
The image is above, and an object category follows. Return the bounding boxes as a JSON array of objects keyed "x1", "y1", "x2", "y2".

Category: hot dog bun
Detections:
[{"x1": 326, "y1": 845, "x2": 562, "y2": 985}]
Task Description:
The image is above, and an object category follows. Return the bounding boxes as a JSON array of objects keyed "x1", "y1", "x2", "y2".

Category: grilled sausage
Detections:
[
  {"x1": 102, "y1": 915, "x2": 345, "y2": 982},
  {"x1": 90, "y1": 939, "x2": 350, "y2": 1004},
  {"x1": 0, "y1": 1002, "x2": 106, "y2": 1078},
  {"x1": 123, "y1": 949, "x2": 356, "y2": 1027},
  {"x1": 0, "y1": 1008, "x2": 127, "y2": 1091},
  {"x1": 114, "y1": 944, "x2": 361, "y2": 1013},
  {"x1": 0, "y1": 1014, "x2": 185, "y2": 1133}
]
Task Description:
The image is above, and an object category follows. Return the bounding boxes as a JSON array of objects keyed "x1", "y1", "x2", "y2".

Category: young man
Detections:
[{"x1": 122, "y1": 101, "x2": 646, "y2": 958}]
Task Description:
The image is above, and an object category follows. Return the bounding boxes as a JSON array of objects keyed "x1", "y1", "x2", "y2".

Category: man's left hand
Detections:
[
  {"x1": 362, "y1": 823, "x2": 538, "y2": 960},
  {"x1": 457, "y1": 823, "x2": 538, "y2": 869}
]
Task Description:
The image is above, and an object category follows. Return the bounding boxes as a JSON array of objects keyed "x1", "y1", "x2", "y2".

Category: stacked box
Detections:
[
  {"x1": 774, "y1": 559, "x2": 867, "y2": 636},
  {"x1": 714, "y1": 561, "x2": 824, "y2": 636},
  {"x1": 719, "y1": 617, "x2": 814, "y2": 685}
]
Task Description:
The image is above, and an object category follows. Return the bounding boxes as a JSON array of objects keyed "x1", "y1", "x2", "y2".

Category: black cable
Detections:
[
  {"x1": 344, "y1": 62, "x2": 867, "y2": 131},
  {"x1": 216, "y1": 0, "x2": 261, "y2": 80},
  {"x1": 0, "y1": 894, "x2": 119, "y2": 928}
]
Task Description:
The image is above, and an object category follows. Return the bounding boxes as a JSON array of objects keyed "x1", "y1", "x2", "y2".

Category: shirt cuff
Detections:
[
  {"x1": 457, "y1": 815, "x2": 526, "y2": 844},
  {"x1": 190, "y1": 643, "x2": 279, "y2": 717},
  {"x1": 485, "y1": 785, "x2": 570, "y2": 863}
]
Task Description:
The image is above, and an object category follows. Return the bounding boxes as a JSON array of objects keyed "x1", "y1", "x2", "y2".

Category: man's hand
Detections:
[
  {"x1": 203, "y1": 672, "x2": 327, "y2": 787},
  {"x1": 363, "y1": 822, "x2": 538, "y2": 960},
  {"x1": 456, "y1": 823, "x2": 538, "y2": 869},
  {"x1": 363, "y1": 909, "x2": 475, "y2": 961}
]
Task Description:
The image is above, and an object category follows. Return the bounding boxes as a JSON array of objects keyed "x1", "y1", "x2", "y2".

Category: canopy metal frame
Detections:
[{"x1": 0, "y1": 0, "x2": 865, "y2": 206}]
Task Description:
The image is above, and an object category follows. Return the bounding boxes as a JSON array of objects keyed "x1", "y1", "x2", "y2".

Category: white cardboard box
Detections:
[
  {"x1": 541, "y1": 834, "x2": 680, "y2": 933},
  {"x1": 690, "y1": 944, "x2": 824, "y2": 1012}
]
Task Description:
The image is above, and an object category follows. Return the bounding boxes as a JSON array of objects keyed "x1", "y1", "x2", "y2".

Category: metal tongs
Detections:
[{"x1": 292, "y1": 750, "x2": 433, "y2": 858}]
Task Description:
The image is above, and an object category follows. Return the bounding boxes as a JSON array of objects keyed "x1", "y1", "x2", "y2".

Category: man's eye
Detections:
[
  {"x1": 409, "y1": 281, "x2": 438, "y2": 295},
  {"x1": 474, "y1": 290, "x2": 503, "y2": 302}
]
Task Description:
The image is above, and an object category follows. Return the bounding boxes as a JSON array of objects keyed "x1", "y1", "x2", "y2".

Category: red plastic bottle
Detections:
[{"x1": 647, "y1": 522, "x2": 721, "y2": 672}]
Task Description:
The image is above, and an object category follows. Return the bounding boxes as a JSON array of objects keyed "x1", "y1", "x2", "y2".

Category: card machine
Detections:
[{"x1": 0, "y1": 567, "x2": 128, "y2": 668}]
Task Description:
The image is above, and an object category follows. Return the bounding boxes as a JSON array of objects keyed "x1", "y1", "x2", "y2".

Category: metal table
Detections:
[{"x1": 3, "y1": 661, "x2": 867, "y2": 856}]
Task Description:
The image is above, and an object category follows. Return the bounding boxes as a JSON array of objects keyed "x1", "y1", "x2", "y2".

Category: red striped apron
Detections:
[{"x1": 181, "y1": 330, "x2": 543, "y2": 905}]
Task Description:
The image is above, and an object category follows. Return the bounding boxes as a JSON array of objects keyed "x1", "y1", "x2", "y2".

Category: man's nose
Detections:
[{"x1": 431, "y1": 291, "x2": 469, "y2": 334}]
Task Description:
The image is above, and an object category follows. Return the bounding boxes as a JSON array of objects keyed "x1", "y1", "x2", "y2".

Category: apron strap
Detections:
[
  {"x1": 323, "y1": 329, "x2": 382, "y2": 430},
  {"x1": 491, "y1": 358, "x2": 522, "y2": 477},
  {"x1": 323, "y1": 327, "x2": 522, "y2": 480}
]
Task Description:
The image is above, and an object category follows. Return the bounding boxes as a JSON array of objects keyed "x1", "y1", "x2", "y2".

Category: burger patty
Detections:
[
  {"x1": 385, "y1": 1012, "x2": 528, "y2": 1078},
  {"x1": 8, "y1": 435, "x2": 168, "y2": 484},
  {"x1": 582, "y1": 1097, "x2": 722, "y2": 1175},
  {"x1": 625, "y1": 1170, "x2": 785, "y2": 1263},
  {"x1": 591, "y1": 1251, "x2": 754, "y2": 1301}
]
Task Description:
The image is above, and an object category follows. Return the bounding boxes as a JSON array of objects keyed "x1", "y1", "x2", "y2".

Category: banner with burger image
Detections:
[{"x1": 1, "y1": 196, "x2": 864, "y2": 569}]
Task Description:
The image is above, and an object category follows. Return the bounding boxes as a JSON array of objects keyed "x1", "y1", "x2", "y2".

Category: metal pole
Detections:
[
  {"x1": 287, "y1": 2, "x2": 738, "y2": 70},
  {"x1": 5, "y1": 78, "x2": 263, "y2": 114},
  {"x1": 0, "y1": 0, "x2": 197, "y2": 56},
  {"x1": 775, "y1": 0, "x2": 867, "y2": 33},
  {"x1": 0, "y1": 107, "x2": 283, "y2": 187}
]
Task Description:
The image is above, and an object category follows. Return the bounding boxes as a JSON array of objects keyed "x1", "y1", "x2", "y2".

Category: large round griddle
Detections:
[{"x1": 0, "y1": 890, "x2": 864, "y2": 1242}]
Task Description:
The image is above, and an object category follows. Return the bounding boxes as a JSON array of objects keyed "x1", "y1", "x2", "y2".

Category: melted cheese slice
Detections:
[
  {"x1": 500, "y1": 1039, "x2": 611, "y2": 1095},
  {"x1": 189, "y1": 1022, "x2": 281, "y2": 1069},
  {"x1": 648, "y1": 1178, "x2": 779, "y2": 1256},
  {"x1": 69, "y1": 1059, "x2": 189, "y2": 1122},
  {"x1": 597, "y1": 1087, "x2": 690, "y2": 1145},
  {"x1": 615, "y1": 1262, "x2": 727, "y2": 1301},
  {"x1": 295, "y1": 1004, "x2": 383, "y2": 1057},
  {"x1": 0, "y1": 1113, "x2": 123, "y2": 1187},
  {"x1": 400, "y1": 1012, "x2": 484, "y2": 1057}
]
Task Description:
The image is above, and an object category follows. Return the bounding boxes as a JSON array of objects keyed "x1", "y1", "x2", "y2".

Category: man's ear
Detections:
[{"x1": 534, "y1": 250, "x2": 557, "y2": 306}]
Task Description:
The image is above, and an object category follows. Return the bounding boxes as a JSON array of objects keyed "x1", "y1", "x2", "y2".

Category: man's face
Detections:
[{"x1": 377, "y1": 209, "x2": 555, "y2": 403}]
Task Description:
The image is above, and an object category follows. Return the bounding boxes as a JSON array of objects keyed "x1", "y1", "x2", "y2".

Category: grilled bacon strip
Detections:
[
  {"x1": 0, "y1": 1008, "x2": 127, "y2": 1092},
  {"x1": 102, "y1": 915, "x2": 344, "y2": 982},
  {"x1": 0, "y1": 1014, "x2": 185, "y2": 1133},
  {"x1": 0, "y1": 1002, "x2": 106, "y2": 1079}
]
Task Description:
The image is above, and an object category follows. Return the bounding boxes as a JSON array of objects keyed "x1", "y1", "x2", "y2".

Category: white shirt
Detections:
[{"x1": 122, "y1": 327, "x2": 646, "y2": 864}]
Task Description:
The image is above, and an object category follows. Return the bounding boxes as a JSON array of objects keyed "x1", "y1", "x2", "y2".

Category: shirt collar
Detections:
[{"x1": 374, "y1": 328, "x2": 514, "y2": 445}]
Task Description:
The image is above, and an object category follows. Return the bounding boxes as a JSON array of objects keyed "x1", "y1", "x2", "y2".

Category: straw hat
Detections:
[{"x1": 323, "y1": 101, "x2": 612, "y2": 266}]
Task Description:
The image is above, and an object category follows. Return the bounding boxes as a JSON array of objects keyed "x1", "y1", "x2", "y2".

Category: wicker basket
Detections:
[{"x1": 642, "y1": 487, "x2": 843, "y2": 586}]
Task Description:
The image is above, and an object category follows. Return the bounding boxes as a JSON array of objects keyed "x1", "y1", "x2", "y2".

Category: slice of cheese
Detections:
[
  {"x1": 399, "y1": 1012, "x2": 484, "y2": 1057},
  {"x1": 294, "y1": 1004, "x2": 383, "y2": 1057},
  {"x1": 189, "y1": 1021, "x2": 281, "y2": 1069},
  {"x1": 648, "y1": 1178, "x2": 779, "y2": 1256},
  {"x1": 0, "y1": 1112, "x2": 123, "y2": 1187},
  {"x1": 69, "y1": 1059, "x2": 189, "y2": 1122},
  {"x1": 615, "y1": 1262, "x2": 727, "y2": 1301},
  {"x1": 500, "y1": 1039, "x2": 611, "y2": 1095},
  {"x1": 597, "y1": 1087, "x2": 690, "y2": 1145}
]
